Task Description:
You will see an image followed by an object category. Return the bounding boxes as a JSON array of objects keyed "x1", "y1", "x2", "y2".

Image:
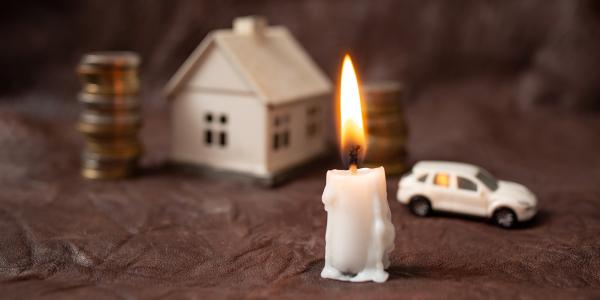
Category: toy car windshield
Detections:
[{"x1": 476, "y1": 169, "x2": 498, "y2": 191}]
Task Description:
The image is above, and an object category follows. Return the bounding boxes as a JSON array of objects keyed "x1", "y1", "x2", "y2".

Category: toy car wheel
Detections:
[
  {"x1": 494, "y1": 208, "x2": 517, "y2": 228},
  {"x1": 409, "y1": 196, "x2": 431, "y2": 217}
]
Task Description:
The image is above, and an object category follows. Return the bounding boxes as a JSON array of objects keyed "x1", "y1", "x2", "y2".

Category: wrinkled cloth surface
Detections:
[
  {"x1": 2, "y1": 0, "x2": 600, "y2": 298},
  {"x1": 1, "y1": 76, "x2": 600, "y2": 299}
]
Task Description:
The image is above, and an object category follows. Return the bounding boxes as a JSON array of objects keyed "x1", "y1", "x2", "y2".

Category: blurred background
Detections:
[
  {"x1": 3, "y1": 3, "x2": 600, "y2": 298},
  {"x1": 1, "y1": 0, "x2": 600, "y2": 179},
  {"x1": 2, "y1": 0, "x2": 600, "y2": 111}
]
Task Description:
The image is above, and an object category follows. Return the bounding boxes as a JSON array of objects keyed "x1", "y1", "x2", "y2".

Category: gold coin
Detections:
[
  {"x1": 367, "y1": 135, "x2": 407, "y2": 148},
  {"x1": 83, "y1": 147, "x2": 142, "y2": 160},
  {"x1": 80, "y1": 82, "x2": 139, "y2": 95},
  {"x1": 84, "y1": 136, "x2": 141, "y2": 146},
  {"x1": 365, "y1": 137, "x2": 407, "y2": 162},
  {"x1": 81, "y1": 166, "x2": 136, "y2": 180},
  {"x1": 76, "y1": 121, "x2": 141, "y2": 136},
  {"x1": 77, "y1": 63, "x2": 139, "y2": 95},
  {"x1": 364, "y1": 150, "x2": 406, "y2": 164},
  {"x1": 366, "y1": 119, "x2": 407, "y2": 136},
  {"x1": 363, "y1": 82, "x2": 404, "y2": 105},
  {"x1": 82, "y1": 159, "x2": 138, "y2": 171},
  {"x1": 78, "y1": 93, "x2": 139, "y2": 111},
  {"x1": 79, "y1": 51, "x2": 140, "y2": 68},
  {"x1": 367, "y1": 129, "x2": 408, "y2": 139},
  {"x1": 84, "y1": 140, "x2": 141, "y2": 153},
  {"x1": 78, "y1": 68, "x2": 138, "y2": 82},
  {"x1": 365, "y1": 106, "x2": 404, "y2": 116},
  {"x1": 78, "y1": 64, "x2": 138, "y2": 75},
  {"x1": 79, "y1": 111, "x2": 141, "y2": 125},
  {"x1": 77, "y1": 51, "x2": 142, "y2": 180},
  {"x1": 83, "y1": 149, "x2": 140, "y2": 161}
]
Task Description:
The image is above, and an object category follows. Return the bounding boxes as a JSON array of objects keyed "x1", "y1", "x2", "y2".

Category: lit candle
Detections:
[{"x1": 321, "y1": 55, "x2": 395, "y2": 283}]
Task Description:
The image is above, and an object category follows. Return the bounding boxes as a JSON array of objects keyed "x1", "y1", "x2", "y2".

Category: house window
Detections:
[
  {"x1": 219, "y1": 131, "x2": 227, "y2": 146},
  {"x1": 204, "y1": 130, "x2": 213, "y2": 145},
  {"x1": 272, "y1": 131, "x2": 290, "y2": 150},
  {"x1": 282, "y1": 131, "x2": 290, "y2": 147},
  {"x1": 306, "y1": 106, "x2": 320, "y2": 138},
  {"x1": 205, "y1": 112, "x2": 228, "y2": 148},
  {"x1": 306, "y1": 123, "x2": 317, "y2": 137},
  {"x1": 273, "y1": 113, "x2": 291, "y2": 151},
  {"x1": 273, "y1": 133, "x2": 279, "y2": 150}
]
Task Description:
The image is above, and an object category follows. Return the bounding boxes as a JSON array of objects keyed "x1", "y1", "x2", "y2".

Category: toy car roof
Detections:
[{"x1": 413, "y1": 161, "x2": 480, "y2": 175}]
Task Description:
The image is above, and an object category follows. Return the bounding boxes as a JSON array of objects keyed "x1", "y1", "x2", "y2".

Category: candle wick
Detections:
[{"x1": 348, "y1": 145, "x2": 361, "y2": 174}]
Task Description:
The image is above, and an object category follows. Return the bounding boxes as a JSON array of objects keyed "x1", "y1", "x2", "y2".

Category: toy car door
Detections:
[
  {"x1": 454, "y1": 176, "x2": 487, "y2": 216},
  {"x1": 430, "y1": 172, "x2": 456, "y2": 212}
]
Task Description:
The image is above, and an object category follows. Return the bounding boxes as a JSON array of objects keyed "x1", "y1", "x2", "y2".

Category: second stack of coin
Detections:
[
  {"x1": 76, "y1": 52, "x2": 142, "y2": 179},
  {"x1": 363, "y1": 81, "x2": 408, "y2": 175}
]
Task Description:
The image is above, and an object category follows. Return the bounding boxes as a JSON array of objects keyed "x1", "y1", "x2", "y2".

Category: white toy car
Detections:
[{"x1": 397, "y1": 161, "x2": 537, "y2": 228}]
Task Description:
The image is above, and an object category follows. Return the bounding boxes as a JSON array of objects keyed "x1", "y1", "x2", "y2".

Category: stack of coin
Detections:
[
  {"x1": 363, "y1": 82, "x2": 408, "y2": 175},
  {"x1": 76, "y1": 52, "x2": 142, "y2": 179}
]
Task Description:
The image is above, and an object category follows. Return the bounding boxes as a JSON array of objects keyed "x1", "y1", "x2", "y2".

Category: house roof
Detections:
[{"x1": 165, "y1": 16, "x2": 332, "y2": 106}]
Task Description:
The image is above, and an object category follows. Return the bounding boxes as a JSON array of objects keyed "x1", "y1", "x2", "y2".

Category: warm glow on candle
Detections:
[{"x1": 339, "y1": 55, "x2": 366, "y2": 167}]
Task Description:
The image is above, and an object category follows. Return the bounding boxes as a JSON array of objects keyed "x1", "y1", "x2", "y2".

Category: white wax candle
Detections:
[{"x1": 321, "y1": 166, "x2": 395, "y2": 283}]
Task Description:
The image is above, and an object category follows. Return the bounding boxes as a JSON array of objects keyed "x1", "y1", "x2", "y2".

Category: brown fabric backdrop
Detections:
[
  {"x1": 1, "y1": 1, "x2": 600, "y2": 299},
  {"x1": 2, "y1": 0, "x2": 600, "y2": 109}
]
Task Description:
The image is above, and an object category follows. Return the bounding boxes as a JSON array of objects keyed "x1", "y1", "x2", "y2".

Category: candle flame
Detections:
[{"x1": 339, "y1": 54, "x2": 367, "y2": 168}]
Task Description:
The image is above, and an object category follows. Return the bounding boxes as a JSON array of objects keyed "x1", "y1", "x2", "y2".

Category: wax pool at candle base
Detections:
[{"x1": 321, "y1": 166, "x2": 395, "y2": 283}]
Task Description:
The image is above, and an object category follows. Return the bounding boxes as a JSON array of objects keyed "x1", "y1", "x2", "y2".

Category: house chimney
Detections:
[{"x1": 233, "y1": 16, "x2": 268, "y2": 35}]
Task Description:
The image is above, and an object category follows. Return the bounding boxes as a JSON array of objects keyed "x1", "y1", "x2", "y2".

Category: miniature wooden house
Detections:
[{"x1": 165, "y1": 16, "x2": 332, "y2": 184}]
